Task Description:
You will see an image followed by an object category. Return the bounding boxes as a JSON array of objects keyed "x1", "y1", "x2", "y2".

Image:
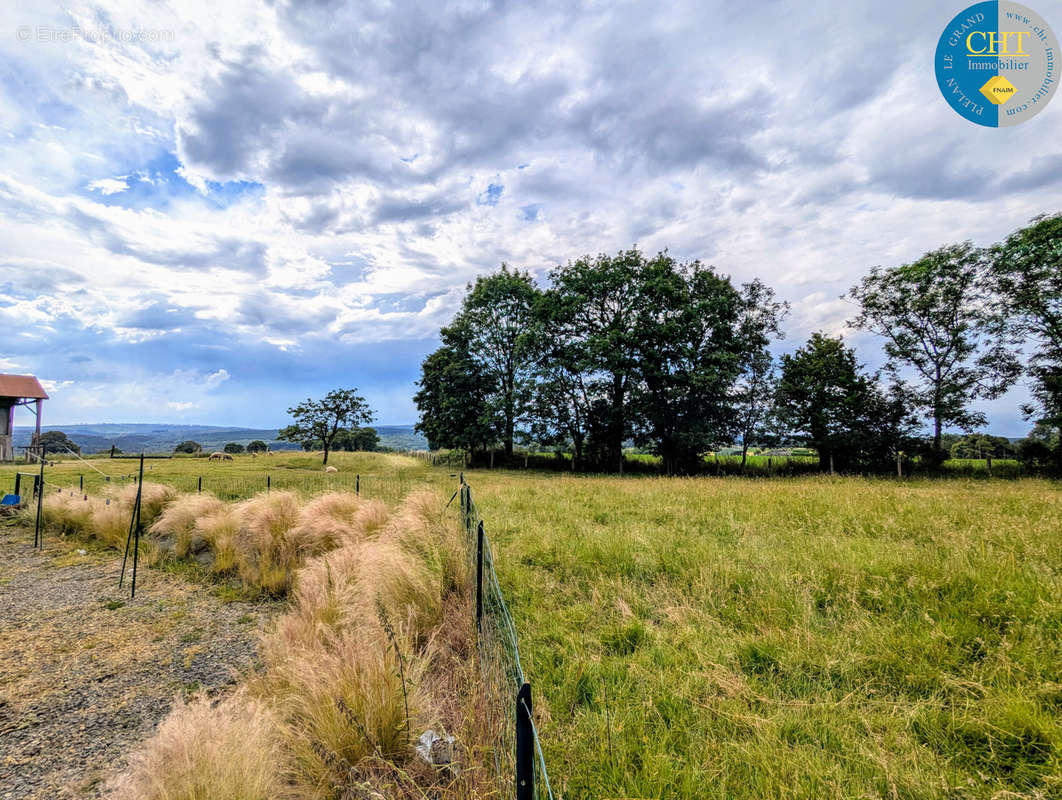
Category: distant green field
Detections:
[{"x1": 0, "y1": 450, "x2": 435, "y2": 506}]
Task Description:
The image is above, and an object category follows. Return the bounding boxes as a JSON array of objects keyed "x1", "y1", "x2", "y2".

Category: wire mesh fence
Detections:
[{"x1": 459, "y1": 478, "x2": 554, "y2": 800}]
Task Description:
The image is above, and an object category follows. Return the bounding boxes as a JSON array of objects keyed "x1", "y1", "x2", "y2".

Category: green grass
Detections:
[
  {"x1": 7, "y1": 451, "x2": 1059, "y2": 796},
  {"x1": 0, "y1": 450, "x2": 434, "y2": 505},
  {"x1": 459, "y1": 470, "x2": 1062, "y2": 799}
]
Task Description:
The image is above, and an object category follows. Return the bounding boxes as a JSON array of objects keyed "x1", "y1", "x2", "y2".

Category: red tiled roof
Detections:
[{"x1": 0, "y1": 374, "x2": 49, "y2": 400}]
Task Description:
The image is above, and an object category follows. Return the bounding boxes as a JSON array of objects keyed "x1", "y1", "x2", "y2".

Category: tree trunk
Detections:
[
  {"x1": 322, "y1": 443, "x2": 329, "y2": 465},
  {"x1": 611, "y1": 374, "x2": 625, "y2": 473},
  {"x1": 741, "y1": 444, "x2": 748, "y2": 470}
]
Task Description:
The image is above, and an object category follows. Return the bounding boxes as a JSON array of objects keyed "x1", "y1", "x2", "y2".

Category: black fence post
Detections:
[
  {"x1": 130, "y1": 454, "x2": 145, "y2": 597},
  {"x1": 267, "y1": 474, "x2": 271, "y2": 493},
  {"x1": 14, "y1": 473, "x2": 20, "y2": 499},
  {"x1": 34, "y1": 457, "x2": 45, "y2": 549},
  {"x1": 197, "y1": 476, "x2": 202, "y2": 493},
  {"x1": 476, "y1": 520, "x2": 484, "y2": 631},
  {"x1": 79, "y1": 474, "x2": 84, "y2": 492},
  {"x1": 356, "y1": 474, "x2": 360, "y2": 496},
  {"x1": 516, "y1": 682, "x2": 534, "y2": 800}
]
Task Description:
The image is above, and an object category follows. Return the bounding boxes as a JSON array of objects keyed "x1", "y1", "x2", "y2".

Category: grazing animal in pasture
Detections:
[
  {"x1": 324, "y1": 465, "x2": 338, "y2": 473},
  {"x1": 208, "y1": 452, "x2": 233, "y2": 462}
]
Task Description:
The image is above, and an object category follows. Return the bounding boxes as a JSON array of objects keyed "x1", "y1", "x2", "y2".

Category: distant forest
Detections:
[{"x1": 414, "y1": 213, "x2": 1062, "y2": 474}]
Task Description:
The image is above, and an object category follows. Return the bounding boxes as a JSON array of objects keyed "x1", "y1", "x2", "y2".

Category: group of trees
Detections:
[
  {"x1": 414, "y1": 213, "x2": 1062, "y2": 474},
  {"x1": 415, "y1": 254, "x2": 790, "y2": 474},
  {"x1": 174, "y1": 439, "x2": 271, "y2": 455}
]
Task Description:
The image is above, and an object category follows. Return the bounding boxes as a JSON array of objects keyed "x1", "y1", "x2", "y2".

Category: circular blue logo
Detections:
[{"x1": 936, "y1": 1, "x2": 1059, "y2": 126}]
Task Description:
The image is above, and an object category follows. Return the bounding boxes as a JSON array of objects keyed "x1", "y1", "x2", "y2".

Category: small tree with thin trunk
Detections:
[
  {"x1": 279, "y1": 389, "x2": 375, "y2": 465},
  {"x1": 847, "y1": 243, "x2": 1019, "y2": 464}
]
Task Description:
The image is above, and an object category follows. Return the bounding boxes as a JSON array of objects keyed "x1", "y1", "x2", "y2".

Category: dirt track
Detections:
[{"x1": 0, "y1": 522, "x2": 268, "y2": 799}]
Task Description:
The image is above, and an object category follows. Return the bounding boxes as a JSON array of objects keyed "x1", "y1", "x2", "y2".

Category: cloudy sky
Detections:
[{"x1": 0, "y1": 1, "x2": 1059, "y2": 434}]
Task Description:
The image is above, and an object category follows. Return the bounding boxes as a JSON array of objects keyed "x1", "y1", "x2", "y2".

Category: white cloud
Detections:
[
  {"x1": 0, "y1": 0, "x2": 1056, "y2": 434},
  {"x1": 86, "y1": 177, "x2": 129, "y2": 195},
  {"x1": 204, "y1": 369, "x2": 230, "y2": 390}
]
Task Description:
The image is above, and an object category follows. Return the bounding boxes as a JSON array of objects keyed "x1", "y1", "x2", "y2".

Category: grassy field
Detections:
[
  {"x1": 0, "y1": 450, "x2": 436, "y2": 505},
  {"x1": 460, "y1": 470, "x2": 1062, "y2": 799},
  {"x1": 5, "y1": 452, "x2": 1059, "y2": 798}
]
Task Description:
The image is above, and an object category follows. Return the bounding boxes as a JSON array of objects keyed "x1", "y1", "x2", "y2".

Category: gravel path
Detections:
[{"x1": 0, "y1": 522, "x2": 271, "y2": 799}]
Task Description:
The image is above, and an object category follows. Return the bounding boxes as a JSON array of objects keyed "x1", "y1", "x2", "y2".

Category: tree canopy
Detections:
[
  {"x1": 279, "y1": 388, "x2": 375, "y2": 465},
  {"x1": 848, "y1": 243, "x2": 1019, "y2": 462},
  {"x1": 39, "y1": 430, "x2": 80, "y2": 455}
]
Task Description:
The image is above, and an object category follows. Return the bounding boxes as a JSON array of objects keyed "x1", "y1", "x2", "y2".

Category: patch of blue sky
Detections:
[
  {"x1": 520, "y1": 203, "x2": 540, "y2": 221},
  {"x1": 477, "y1": 182, "x2": 503, "y2": 206},
  {"x1": 83, "y1": 151, "x2": 263, "y2": 211}
]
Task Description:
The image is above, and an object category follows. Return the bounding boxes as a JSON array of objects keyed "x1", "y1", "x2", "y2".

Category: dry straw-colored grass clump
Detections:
[
  {"x1": 108, "y1": 691, "x2": 290, "y2": 800},
  {"x1": 38, "y1": 481, "x2": 178, "y2": 550},
  {"x1": 150, "y1": 492, "x2": 226, "y2": 557},
  {"x1": 105, "y1": 486, "x2": 490, "y2": 800}
]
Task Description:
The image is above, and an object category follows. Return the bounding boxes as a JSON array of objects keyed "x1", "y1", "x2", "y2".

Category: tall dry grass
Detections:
[
  {"x1": 108, "y1": 692, "x2": 289, "y2": 800},
  {"x1": 109, "y1": 485, "x2": 481, "y2": 800},
  {"x1": 36, "y1": 481, "x2": 178, "y2": 550},
  {"x1": 150, "y1": 493, "x2": 226, "y2": 557}
]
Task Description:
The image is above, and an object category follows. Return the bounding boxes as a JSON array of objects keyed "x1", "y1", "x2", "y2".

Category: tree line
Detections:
[{"x1": 414, "y1": 213, "x2": 1062, "y2": 474}]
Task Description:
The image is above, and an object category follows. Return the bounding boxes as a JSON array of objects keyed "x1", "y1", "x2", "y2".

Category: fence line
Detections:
[{"x1": 459, "y1": 477, "x2": 554, "y2": 800}]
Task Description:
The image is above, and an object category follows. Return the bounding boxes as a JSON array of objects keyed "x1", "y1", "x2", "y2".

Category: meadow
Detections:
[
  {"x1": 0, "y1": 450, "x2": 436, "y2": 506},
  {"x1": 5, "y1": 452, "x2": 1060, "y2": 798},
  {"x1": 461, "y1": 470, "x2": 1062, "y2": 799}
]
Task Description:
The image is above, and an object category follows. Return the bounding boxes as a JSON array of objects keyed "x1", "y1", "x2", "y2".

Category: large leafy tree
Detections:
[
  {"x1": 414, "y1": 325, "x2": 499, "y2": 455},
  {"x1": 278, "y1": 388, "x2": 375, "y2": 465},
  {"x1": 174, "y1": 440, "x2": 202, "y2": 454},
  {"x1": 39, "y1": 430, "x2": 80, "y2": 455},
  {"x1": 457, "y1": 265, "x2": 539, "y2": 457},
  {"x1": 775, "y1": 333, "x2": 917, "y2": 471},
  {"x1": 847, "y1": 243, "x2": 1019, "y2": 463},
  {"x1": 990, "y1": 213, "x2": 1062, "y2": 469},
  {"x1": 632, "y1": 254, "x2": 749, "y2": 474},
  {"x1": 544, "y1": 249, "x2": 644, "y2": 471}
]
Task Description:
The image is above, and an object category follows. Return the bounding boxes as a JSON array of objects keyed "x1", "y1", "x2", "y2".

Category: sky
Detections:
[{"x1": 0, "y1": 1, "x2": 1060, "y2": 435}]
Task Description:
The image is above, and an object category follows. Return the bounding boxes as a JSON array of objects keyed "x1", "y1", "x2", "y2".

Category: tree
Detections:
[
  {"x1": 223, "y1": 442, "x2": 245, "y2": 454},
  {"x1": 631, "y1": 254, "x2": 749, "y2": 474},
  {"x1": 174, "y1": 440, "x2": 202, "y2": 454},
  {"x1": 545, "y1": 249, "x2": 644, "y2": 471},
  {"x1": 990, "y1": 213, "x2": 1062, "y2": 470},
  {"x1": 848, "y1": 243, "x2": 1019, "y2": 463},
  {"x1": 348, "y1": 427, "x2": 379, "y2": 452},
  {"x1": 775, "y1": 333, "x2": 917, "y2": 472},
  {"x1": 733, "y1": 279, "x2": 789, "y2": 468},
  {"x1": 278, "y1": 388, "x2": 375, "y2": 465},
  {"x1": 456, "y1": 265, "x2": 539, "y2": 457},
  {"x1": 39, "y1": 430, "x2": 79, "y2": 455},
  {"x1": 415, "y1": 327, "x2": 500, "y2": 455},
  {"x1": 247, "y1": 440, "x2": 268, "y2": 453},
  {"x1": 332, "y1": 427, "x2": 379, "y2": 452}
]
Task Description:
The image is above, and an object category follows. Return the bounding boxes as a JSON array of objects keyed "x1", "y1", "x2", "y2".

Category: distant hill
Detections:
[{"x1": 12, "y1": 423, "x2": 427, "y2": 454}]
